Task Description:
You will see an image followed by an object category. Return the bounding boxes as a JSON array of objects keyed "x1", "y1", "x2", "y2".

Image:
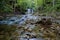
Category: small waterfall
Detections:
[
  {"x1": 0, "y1": 8, "x2": 35, "y2": 25},
  {"x1": 27, "y1": 9, "x2": 31, "y2": 14},
  {"x1": 27, "y1": 8, "x2": 34, "y2": 14}
]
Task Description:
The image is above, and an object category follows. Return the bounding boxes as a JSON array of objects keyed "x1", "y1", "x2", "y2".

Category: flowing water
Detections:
[{"x1": 0, "y1": 9, "x2": 60, "y2": 40}]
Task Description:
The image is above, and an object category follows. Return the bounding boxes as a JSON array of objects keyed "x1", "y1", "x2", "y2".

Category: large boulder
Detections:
[{"x1": 35, "y1": 18, "x2": 52, "y2": 25}]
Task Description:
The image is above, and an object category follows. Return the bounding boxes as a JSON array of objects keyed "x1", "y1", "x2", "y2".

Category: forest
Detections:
[
  {"x1": 0, "y1": 0, "x2": 60, "y2": 14},
  {"x1": 0, "y1": 0, "x2": 60, "y2": 40}
]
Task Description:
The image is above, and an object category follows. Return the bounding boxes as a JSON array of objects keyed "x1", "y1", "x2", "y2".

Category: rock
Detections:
[
  {"x1": 56, "y1": 26, "x2": 60, "y2": 30},
  {"x1": 35, "y1": 18, "x2": 52, "y2": 26}
]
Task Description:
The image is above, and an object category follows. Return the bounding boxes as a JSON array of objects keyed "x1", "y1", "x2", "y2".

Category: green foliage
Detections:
[
  {"x1": 0, "y1": 0, "x2": 60, "y2": 13},
  {"x1": 17, "y1": 0, "x2": 44, "y2": 10},
  {"x1": 0, "y1": 0, "x2": 14, "y2": 13},
  {"x1": 37, "y1": 0, "x2": 60, "y2": 13}
]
